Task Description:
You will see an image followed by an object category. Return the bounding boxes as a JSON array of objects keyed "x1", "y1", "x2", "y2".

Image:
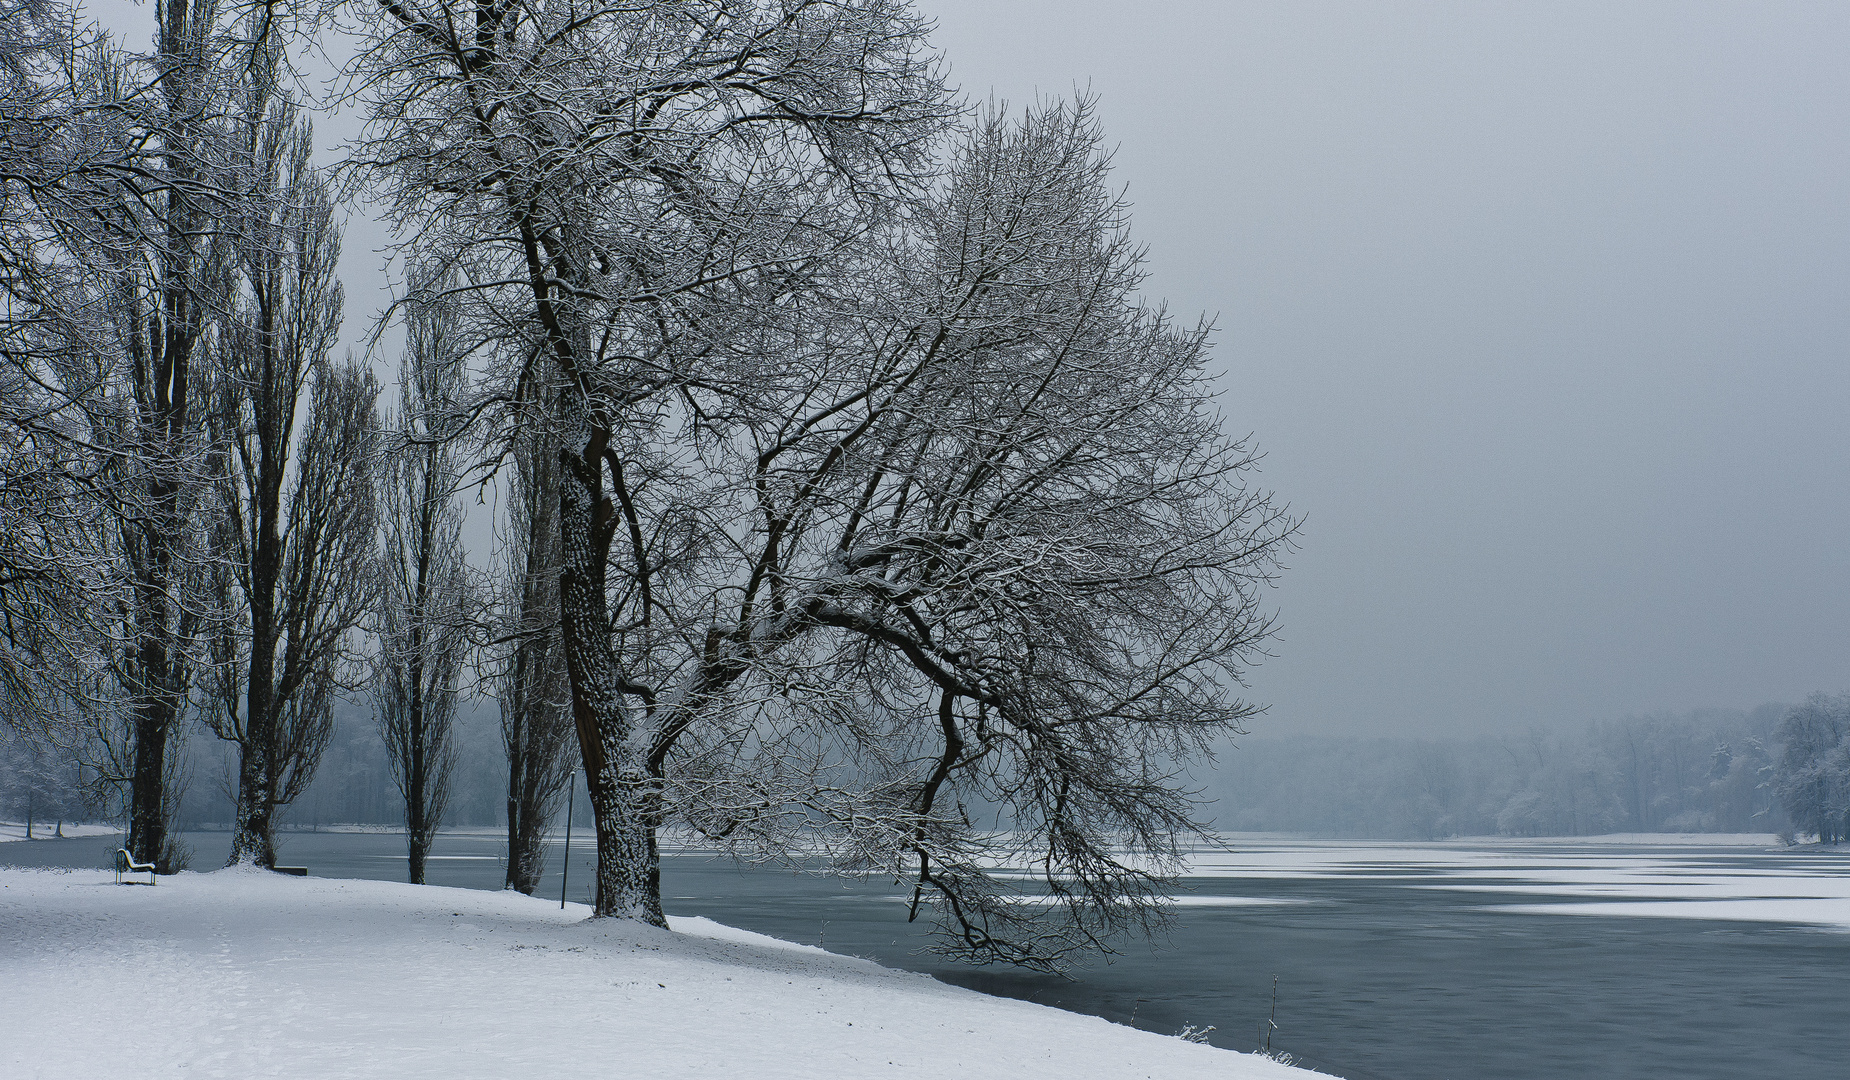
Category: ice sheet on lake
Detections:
[
  {"x1": 1167, "y1": 834, "x2": 1850, "y2": 931},
  {"x1": 1488, "y1": 897, "x2": 1850, "y2": 929}
]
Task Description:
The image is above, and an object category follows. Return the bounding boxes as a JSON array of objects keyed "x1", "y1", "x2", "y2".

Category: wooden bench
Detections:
[{"x1": 114, "y1": 848, "x2": 156, "y2": 885}]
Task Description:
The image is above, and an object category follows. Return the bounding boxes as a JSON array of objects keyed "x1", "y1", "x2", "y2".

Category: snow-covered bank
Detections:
[
  {"x1": 0, "y1": 821, "x2": 120, "y2": 843},
  {"x1": 0, "y1": 868, "x2": 1323, "y2": 1079}
]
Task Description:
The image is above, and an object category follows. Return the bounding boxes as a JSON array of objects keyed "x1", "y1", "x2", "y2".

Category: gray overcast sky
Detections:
[
  {"x1": 920, "y1": 1, "x2": 1850, "y2": 736},
  {"x1": 118, "y1": 0, "x2": 1840, "y2": 738}
]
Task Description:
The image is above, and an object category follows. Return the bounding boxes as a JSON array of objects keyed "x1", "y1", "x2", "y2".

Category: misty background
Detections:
[
  {"x1": 3, "y1": 699, "x2": 1789, "y2": 841},
  {"x1": 920, "y1": 1, "x2": 1850, "y2": 740},
  {"x1": 15, "y1": 0, "x2": 1845, "y2": 840},
  {"x1": 324, "y1": 1, "x2": 1847, "y2": 739}
]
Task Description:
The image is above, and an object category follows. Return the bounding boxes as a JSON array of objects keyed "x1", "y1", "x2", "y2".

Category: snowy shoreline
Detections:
[
  {"x1": 0, "y1": 821, "x2": 124, "y2": 843},
  {"x1": 0, "y1": 866, "x2": 1325, "y2": 1079},
  {"x1": 8, "y1": 821, "x2": 1799, "y2": 845}
]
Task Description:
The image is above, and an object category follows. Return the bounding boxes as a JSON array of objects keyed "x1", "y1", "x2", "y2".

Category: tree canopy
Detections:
[{"x1": 4, "y1": 0, "x2": 1298, "y2": 967}]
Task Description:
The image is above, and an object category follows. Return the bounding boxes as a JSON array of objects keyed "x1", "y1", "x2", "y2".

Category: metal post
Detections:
[{"x1": 560, "y1": 770, "x2": 574, "y2": 910}]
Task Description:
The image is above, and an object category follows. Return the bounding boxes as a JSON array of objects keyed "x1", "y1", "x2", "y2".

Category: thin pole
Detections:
[
  {"x1": 560, "y1": 771, "x2": 574, "y2": 910},
  {"x1": 1265, "y1": 974, "x2": 1278, "y2": 1054}
]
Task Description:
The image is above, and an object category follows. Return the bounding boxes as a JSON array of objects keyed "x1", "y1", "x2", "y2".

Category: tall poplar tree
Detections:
[{"x1": 374, "y1": 276, "x2": 470, "y2": 884}]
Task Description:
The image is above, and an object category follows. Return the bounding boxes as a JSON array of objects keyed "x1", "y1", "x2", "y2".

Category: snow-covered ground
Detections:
[
  {"x1": 0, "y1": 821, "x2": 121, "y2": 843},
  {"x1": 0, "y1": 867, "x2": 1323, "y2": 1079}
]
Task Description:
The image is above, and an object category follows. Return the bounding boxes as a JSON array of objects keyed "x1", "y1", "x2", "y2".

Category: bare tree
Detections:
[
  {"x1": 1773, "y1": 693, "x2": 1850, "y2": 844},
  {"x1": 374, "y1": 279, "x2": 469, "y2": 884},
  {"x1": 0, "y1": 0, "x2": 255, "y2": 870},
  {"x1": 493, "y1": 413, "x2": 576, "y2": 895},
  {"x1": 206, "y1": 92, "x2": 379, "y2": 867},
  {"x1": 350, "y1": 0, "x2": 955, "y2": 923},
  {"x1": 0, "y1": 4, "x2": 102, "y2": 735},
  {"x1": 634, "y1": 101, "x2": 1296, "y2": 966},
  {"x1": 89, "y1": 9, "x2": 232, "y2": 869},
  {"x1": 351, "y1": 3, "x2": 1293, "y2": 966},
  {"x1": 209, "y1": 351, "x2": 380, "y2": 866}
]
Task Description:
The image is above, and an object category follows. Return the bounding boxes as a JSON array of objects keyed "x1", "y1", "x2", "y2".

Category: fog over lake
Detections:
[{"x1": 910, "y1": 1, "x2": 1850, "y2": 738}]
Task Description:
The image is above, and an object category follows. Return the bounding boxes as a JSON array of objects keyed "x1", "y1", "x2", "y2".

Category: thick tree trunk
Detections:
[
  {"x1": 126, "y1": 524, "x2": 174, "y2": 868},
  {"x1": 504, "y1": 731, "x2": 545, "y2": 895},
  {"x1": 125, "y1": 485, "x2": 191, "y2": 873},
  {"x1": 228, "y1": 353, "x2": 286, "y2": 868},
  {"x1": 122, "y1": 11, "x2": 205, "y2": 875},
  {"x1": 585, "y1": 773, "x2": 662, "y2": 921},
  {"x1": 556, "y1": 438, "x2": 664, "y2": 925},
  {"x1": 126, "y1": 700, "x2": 172, "y2": 867},
  {"x1": 505, "y1": 786, "x2": 528, "y2": 892},
  {"x1": 228, "y1": 737, "x2": 276, "y2": 866},
  {"x1": 229, "y1": 583, "x2": 279, "y2": 867}
]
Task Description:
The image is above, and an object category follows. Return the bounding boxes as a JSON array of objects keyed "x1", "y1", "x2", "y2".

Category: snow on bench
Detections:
[{"x1": 113, "y1": 848, "x2": 155, "y2": 886}]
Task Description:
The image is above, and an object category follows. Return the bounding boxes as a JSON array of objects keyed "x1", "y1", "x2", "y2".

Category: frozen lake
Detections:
[{"x1": 8, "y1": 831, "x2": 1848, "y2": 1080}]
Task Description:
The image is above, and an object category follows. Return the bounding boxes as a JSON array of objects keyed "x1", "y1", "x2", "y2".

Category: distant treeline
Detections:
[
  {"x1": 180, "y1": 697, "x2": 1830, "y2": 841},
  {"x1": 13, "y1": 696, "x2": 1850, "y2": 845},
  {"x1": 1202, "y1": 704, "x2": 1799, "y2": 839},
  {"x1": 0, "y1": 695, "x2": 591, "y2": 841}
]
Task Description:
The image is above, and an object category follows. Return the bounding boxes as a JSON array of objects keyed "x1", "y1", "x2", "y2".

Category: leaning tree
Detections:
[
  {"x1": 351, "y1": 0, "x2": 1294, "y2": 965},
  {"x1": 350, "y1": 0, "x2": 954, "y2": 921},
  {"x1": 639, "y1": 101, "x2": 1297, "y2": 965}
]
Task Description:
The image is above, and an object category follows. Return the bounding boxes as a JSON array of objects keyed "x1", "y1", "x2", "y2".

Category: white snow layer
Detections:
[
  {"x1": 0, "y1": 822, "x2": 121, "y2": 842},
  {"x1": 0, "y1": 867, "x2": 1322, "y2": 1079}
]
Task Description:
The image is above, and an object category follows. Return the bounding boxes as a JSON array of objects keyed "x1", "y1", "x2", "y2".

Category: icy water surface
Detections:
[{"x1": 9, "y1": 831, "x2": 1849, "y2": 1080}]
